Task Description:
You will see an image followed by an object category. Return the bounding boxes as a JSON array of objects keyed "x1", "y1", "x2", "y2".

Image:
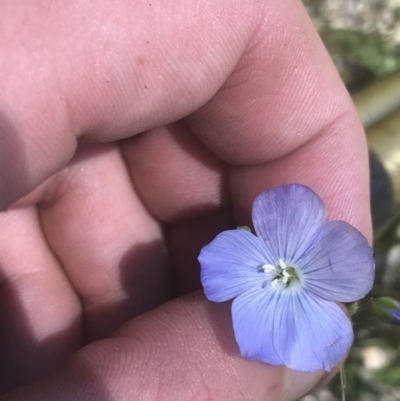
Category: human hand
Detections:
[{"x1": 0, "y1": 0, "x2": 371, "y2": 400}]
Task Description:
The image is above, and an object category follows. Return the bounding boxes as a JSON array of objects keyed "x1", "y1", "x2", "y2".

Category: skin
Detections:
[{"x1": 0, "y1": 0, "x2": 371, "y2": 400}]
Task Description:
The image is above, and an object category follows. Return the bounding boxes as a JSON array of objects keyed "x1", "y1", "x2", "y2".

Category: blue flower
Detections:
[
  {"x1": 370, "y1": 296, "x2": 400, "y2": 325},
  {"x1": 199, "y1": 184, "x2": 375, "y2": 372},
  {"x1": 390, "y1": 310, "x2": 400, "y2": 325}
]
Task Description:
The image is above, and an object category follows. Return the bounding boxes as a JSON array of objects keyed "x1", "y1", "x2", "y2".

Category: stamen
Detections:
[
  {"x1": 282, "y1": 269, "x2": 290, "y2": 284},
  {"x1": 261, "y1": 260, "x2": 302, "y2": 292},
  {"x1": 262, "y1": 264, "x2": 277, "y2": 273},
  {"x1": 271, "y1": 279, "x2": 279, "y2": 288}
]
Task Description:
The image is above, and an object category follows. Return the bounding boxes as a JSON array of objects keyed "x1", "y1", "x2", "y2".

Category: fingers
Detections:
[
  {"x1": 36, "y1": 144, "x2": 171, "y2": 341},
  {"x1": 0, "y1": 207, "x2": 81, "y2": 393},
  {"x1": 0, "y1": 0, "x2": 261, "y2": 208},
  {"x1": 1, "y1": 0, "x2": 370, "y2": 240},
  {"x1": 0, "y1": 293, "x2": 328, "y2": 401},
  {"x1": 0, "y1": 143, "x2": 171, "y2": 391}
]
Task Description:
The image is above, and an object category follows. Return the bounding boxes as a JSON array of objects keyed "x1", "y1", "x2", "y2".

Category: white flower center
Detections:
[{"x1": 261, "y1": 258, "x2": 302, "y2": 291}]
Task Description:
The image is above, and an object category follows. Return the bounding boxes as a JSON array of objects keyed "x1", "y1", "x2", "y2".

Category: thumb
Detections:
[{"x1": 0, "y1": 292, "x2": 331, "y2": 401}]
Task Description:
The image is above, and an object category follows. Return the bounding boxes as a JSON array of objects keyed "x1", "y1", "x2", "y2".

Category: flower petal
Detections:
[
  {"x1": 300, "y1": 221, "x2": 374, "y2": 302},
  {"x1": 252, "y1": 184, "x2": 328, "y2": 265},
  {"x1": 274, "y1": 292, "x2": 353, "y2": 372},
  {"x1": 199, "y1": 229, "x2": 274, "y2": 302},
  {"x1": 232, "y1": 287, "x2": 283, "y2": 366},
  {"x1": 232, "y1": 288, "x2": 353, "y2": 372}
]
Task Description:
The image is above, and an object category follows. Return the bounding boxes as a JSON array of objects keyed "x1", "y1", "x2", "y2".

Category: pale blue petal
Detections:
[
  {"x1": 232, "y1": 287, "x2": 283, "y2": 366},
  {"x1": 232, "y1": 288, "x2": 353, "y2": 372},
  {"x1": 252, "y1": 184, "x2": 328, "y2": 265},
  {"x1": 199, "y1": 229, "x2": 275, "y2": 302},
  {"x1": 300, "y1": 221, "x2": 374, "y2": 302},
  {"x1": 274, "y1": 292, "x2": 353, "y2": 372}
]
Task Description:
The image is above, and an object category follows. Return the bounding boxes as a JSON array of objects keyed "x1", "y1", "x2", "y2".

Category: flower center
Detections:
[{"x1": 261, "y1": 258, "x2": 301, "y2": 289}]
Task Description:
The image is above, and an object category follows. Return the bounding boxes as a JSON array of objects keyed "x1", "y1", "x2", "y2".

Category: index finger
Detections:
[
  {"x1": 0, "y1": 0, "x2": 370, "y2": 242},
  {"x1": 187, "y1": 1, "x2": 370, "y2": 238}
]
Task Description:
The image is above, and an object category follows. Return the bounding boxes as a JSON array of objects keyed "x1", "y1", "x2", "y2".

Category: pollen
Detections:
[{"x1": 262, "y1": 263, "x2": 277, "y2": 273}]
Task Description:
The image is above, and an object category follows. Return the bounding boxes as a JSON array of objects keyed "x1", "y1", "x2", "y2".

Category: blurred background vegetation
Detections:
[
  {"x1": 300, "y1": 1, "x2": 400, "y2": 400},
  {"x1": 305, "y1": 0, "x2": 400, "y2": 90}
]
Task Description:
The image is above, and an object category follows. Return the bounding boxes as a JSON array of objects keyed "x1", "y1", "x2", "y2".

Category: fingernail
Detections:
[{"x1": 280, "y1": 368, "x2": 328, "y2": 401}]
